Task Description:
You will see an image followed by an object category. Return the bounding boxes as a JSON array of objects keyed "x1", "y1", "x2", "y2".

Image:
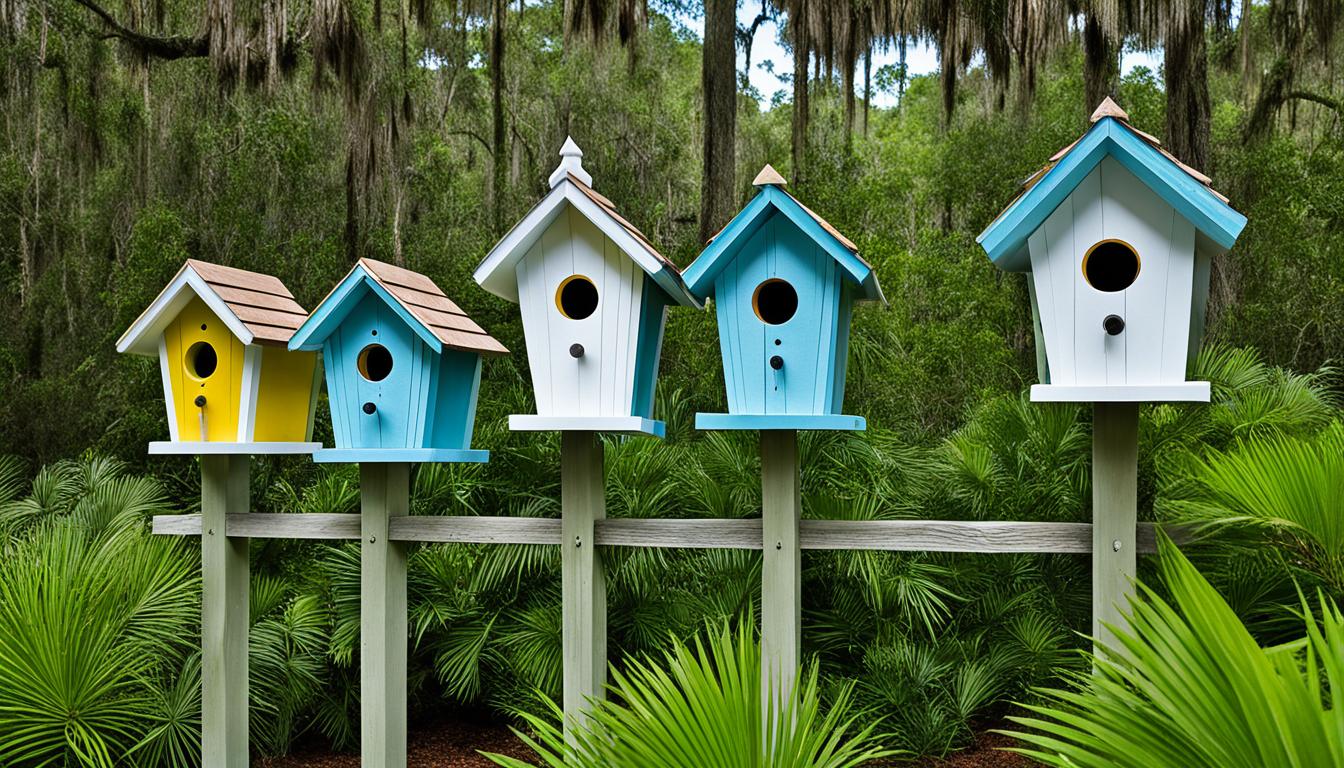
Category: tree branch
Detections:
[
  {"x1": 1285, "y1": 90, "x2": 1344, "y2": 118},
  {"x1": 72, "y1": 0, "x2": 208, "y2": 59}
]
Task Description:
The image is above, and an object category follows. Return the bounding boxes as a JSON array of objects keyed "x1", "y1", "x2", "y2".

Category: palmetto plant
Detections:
[
  {"x1": 1005, "y1": 536, "x2": 1344, "y2": 767},
  {"x1": 483, "y1": 620, "x2": 896, "y2": 768}
]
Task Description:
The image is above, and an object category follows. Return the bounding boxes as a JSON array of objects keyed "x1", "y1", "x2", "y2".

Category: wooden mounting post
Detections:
[
  {"x1": 561, "y1": 431, "x2": 606, "y2": 738},
  {"x1": 1092, "y1": 402, "x2": 1139, "y2": 652},
  {"x1": 760, "y1": 430, "x2": 801, "y2": 724},
  {"x1": 200, "y1": 454, "x2": 250, "y2": 768},
  {"x1": 361, "y1": 462, "x2": 409, "y2": 767}
]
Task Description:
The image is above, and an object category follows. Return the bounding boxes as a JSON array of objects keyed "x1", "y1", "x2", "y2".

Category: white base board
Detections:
[
  {"x1": 508, "y1": 415, "x2": 665, "y2": 437},
  {"x1": 1030, "y1": 382, "x2": 1211, "y2": 403},
  {"x1": 149, "y1": 441, "x2": 323, "y2": 455}
]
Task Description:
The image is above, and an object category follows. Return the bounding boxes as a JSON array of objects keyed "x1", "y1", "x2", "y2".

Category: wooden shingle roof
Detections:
[
  {"x1": 356, "y1": 259, "x2": 509, "y2": 356},
  {"x1": 184, "y1": 260, "x2": 309, "y2": 345}
]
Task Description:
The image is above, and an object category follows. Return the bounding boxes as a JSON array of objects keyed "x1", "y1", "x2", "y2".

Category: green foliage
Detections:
[
  {"x1": 1005, "y1": 537, "x2": 1344, "y2": 767},
  {"x1": 483, "y1": 620, "x2": 896, "y2": 768}
]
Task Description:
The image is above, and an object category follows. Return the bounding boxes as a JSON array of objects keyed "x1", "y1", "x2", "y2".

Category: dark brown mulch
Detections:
[{"x1": 259, "y1": 721, "x2": 1037, "y2": 767}]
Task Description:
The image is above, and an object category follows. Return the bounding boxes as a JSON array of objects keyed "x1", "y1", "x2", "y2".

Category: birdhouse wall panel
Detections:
[
  {"x1": 631, "y1": 274, "x2": 669, "y2": 419},
  {"x1": 807, "y1": 257, "x2": 840, "y2": 413},
  {"x1": 828, "y1": 287, "x2": 854, "y2": 413},
  {"x1": 1065, "y1": 166, "x2": 1124, "y2": 387},
  {"x1": 517, "y1": 206, "x2": 646, "y2": 419},
  {"x1": 1159, "y1": 216, "x2": 1196, "y2": 382},
  {"x1": 165, "y1": 297, "x2": 245, "y2": 441},
  {"x1": 1187, "y1": 247, "x2": 1213, "y2": 375},
  {"x1": 426, "y1": 350, "x2": 483, "y2": 449},
  {"x1": 1098, "y1": 156, "x2": 1179, "y2": 385},
  {"x1": 253, "y1": 347, "x2": 318, "y2": 442},
  {"x1": 1030, "y1": 217, "x2": 1074, "y2": 385},
  {"x1": 716, "y1": 248, "x2": 766, "y2": 412}
]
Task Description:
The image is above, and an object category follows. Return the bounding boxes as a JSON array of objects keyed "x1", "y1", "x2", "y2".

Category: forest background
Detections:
[{"x1": 1, "y1": 0, "x2": 1343, "y2": 762}]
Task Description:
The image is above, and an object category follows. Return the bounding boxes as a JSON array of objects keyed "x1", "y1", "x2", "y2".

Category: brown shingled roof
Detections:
[
  {"x1": 566, "y1": 173, "x2": 679, "y2": 272},
  {"x1": 185, "y1": 259, "x2": 308, "y2": 345},
  {"x1": 999, "y1": 99, "x2": 1232, "y2": 218},
  {"x1": 357, "y1": 258, "x2": 509, "y2": 357}
]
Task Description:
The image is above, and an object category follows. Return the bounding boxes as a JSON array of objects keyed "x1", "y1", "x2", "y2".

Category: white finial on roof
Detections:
[
  {"x1": 549, "y1": 136, "x2": 592, "y2": 188},
  {"x1": 1090, "y1": 97, "x2": 1129, "y2": 124},
  {"x1": 753, "y1": 164, "x2": 787, "y2": 187}
]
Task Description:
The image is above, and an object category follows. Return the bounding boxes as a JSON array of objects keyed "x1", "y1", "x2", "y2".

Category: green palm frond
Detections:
[
  {"x1": 1004, "y1": 537, "x2": 1344, "y2": 767},
  {"x1": 0, "y1": 455, "x2": 27, "y2": 506}
]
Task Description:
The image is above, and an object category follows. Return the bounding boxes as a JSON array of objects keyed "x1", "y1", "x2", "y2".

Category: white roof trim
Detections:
[
  {"x1": 474, "y1": 180, "x2": 697, "y2": 306},
  {"x1": 116, "y1": 265, "x2": 254, "y2": 356}
]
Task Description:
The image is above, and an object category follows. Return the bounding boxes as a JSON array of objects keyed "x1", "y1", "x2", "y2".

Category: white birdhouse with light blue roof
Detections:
[
  {"x1": 978, "y1": 98, "x2": 1248, "y2": 403},
  {"x1": 474, "y1": 138, "x2": 700, "y2": 437}
]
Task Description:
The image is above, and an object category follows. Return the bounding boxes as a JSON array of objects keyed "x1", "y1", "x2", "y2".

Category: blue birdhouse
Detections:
[
  {"x1": 289, "y1": 258, "x2": 509, "y2": 462},
  {"x1": 683, "y1": 165, "x2": 884, "y2": 431}
]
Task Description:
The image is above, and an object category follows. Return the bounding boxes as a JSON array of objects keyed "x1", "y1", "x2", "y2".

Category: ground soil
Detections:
[{"x1": 258, "y1": 719, "x2": 1038, "y2": 767}]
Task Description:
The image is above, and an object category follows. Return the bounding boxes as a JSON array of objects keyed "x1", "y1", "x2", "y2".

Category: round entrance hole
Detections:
[
  {"x1": 752, "y1": 279, "x2": 798, "y2": 325},
  {"x1": 556, "y1": 275, "x2": 599, "y2": 320},
  {"x1": 1083, "y1": 240, "x2": 1140, "y2": 292},
  {"x1": 358, "y1": 344, "x2": 394, "y2": 382},
  {"x1": 186, "y1": 342, "x2": 218, "y2": 379}
]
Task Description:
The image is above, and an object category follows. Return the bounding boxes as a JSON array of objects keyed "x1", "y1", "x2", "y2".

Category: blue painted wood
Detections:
[
  {"x1": 694, "y1": 413, "x2": 866, "y2": 431},
  {"x1": 684, "y1": 186, "x2": 879, "y2": 301},
  {"x1": 428, "y1": 350, "x2": 482, "y2": 449},
  {"x1": 631, "y1": 274, "x2": 669, "y2": 419},
  {"x1": 977, "y1": 119, "x2": 1248, "y2": 271},
  {"x1": 289, "y1": 267, "x2": 440, "y2": 353},
  {"x1": 313, "y1": 448, "x2": 490, "y2": 463}
]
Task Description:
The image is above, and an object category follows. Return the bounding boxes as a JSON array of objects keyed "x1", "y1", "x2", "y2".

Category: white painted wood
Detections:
[
  {"x1": 569, "y1": 208, "x2": 613, "y2": 416},
  {"x1": 1161, "y1": 218, "x2": 1197, "y2": 381},
  {"x1": 561, "y1": 431, "x2": 606, "y2": 738},
  {"x1": 118, "y1": 266, "x2": 254, "y2": 354},
  {"x1": 158, "y1": 336, "x2": 180, "y2": 441},
  {"x1": 1102, "y1": 156, "x2": 1173, "y2": 386},
  {"x1": 200, "y1": 455, "x2": 249, "y2": 768},
  {"x1": 1040, "y1": 199, "x2": 1077, "y2": 385},
  {"x1": 1031, "y1": 382, "x2": 1210, "y2": 402},
  {"x1": 235, "y1": 344, "x2": 262, "y2": 442},
  {"x1": 517, "y1": 240, "x2": 553, "y2": 414},
  {"x1": 148, "y1": 441, "x2": 322, "y2": 455},
  {"x1": 390, "y1": 516, "x2": 561, "y2": 544},
  {"x1": 508, "y1": 415, "x2": 663, "y2": 436},
  {"x1": 1070, "y1": 164, "x2": 1120, "y2": 386}
]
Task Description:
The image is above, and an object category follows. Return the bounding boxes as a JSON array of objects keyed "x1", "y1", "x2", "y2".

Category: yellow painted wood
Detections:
[
  {"x1": 254, "y1": 347, "x2": 319, "y2": 441},
  {"x1": 165, "y1": 298, "x2": 245, "y2": 441}
]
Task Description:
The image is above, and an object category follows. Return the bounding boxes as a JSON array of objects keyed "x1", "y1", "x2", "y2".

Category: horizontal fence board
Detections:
[
  {"x1": 596, "y1": 519, "x2": 762, "y2": 549},
  {"x1": 389, "y1": 516, "x2": 561, "y2": 545},
  {"x1": 150, "y1": 514, "x2": 1182, "y2": 554}
]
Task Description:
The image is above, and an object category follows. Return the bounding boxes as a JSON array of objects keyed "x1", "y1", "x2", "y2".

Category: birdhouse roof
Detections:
[
  {"x1": 288, "y1": 258, "x2": 508, "y2": 356},
  {"x1": 977, "y1": 97, "x2": 1247, "y2": 271},
  {"x1": 474, "y1": 139, "x2": 700, "y2": 308},
  {"x1": 117, "y1": 259, "x2": 310, "y2": 356},
  {"x1": 683, "y1": 170, "x2": 884, "y2": 303}
]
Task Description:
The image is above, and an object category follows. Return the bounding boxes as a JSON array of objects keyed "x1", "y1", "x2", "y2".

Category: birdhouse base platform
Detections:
[
  {"x1": 312, "y1": 448, "x2": 491, "y2": 463},
  {"x1": 694, "y1": 414, "x2": 867, "y2": 431},
  {"x1": 1030, "y1": 382, "x2": 1211, "y2": 403},
  {"x1": 148, "y1": 441, "x2": 322, "y2": 455},
  {"x1": 508, "y1": 415, "x2": 666, "y2": 438}
]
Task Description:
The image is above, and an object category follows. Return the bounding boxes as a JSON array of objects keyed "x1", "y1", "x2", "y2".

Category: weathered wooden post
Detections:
[
  {"x1": 683, "y1": 165, "x2": 883, "y2": 724},
  {"x1": 474, "y1": 138, "x2": 700, "y2": 735},
  {"x1": 976, "y1": 97, "x2": 1248, "y2": 649},
  {"x1": 290, "y1": 258, "x2": 507, "y2": 765},
  {"x1": 118, "y1": 260, "x2": 323, "y2": 766}
]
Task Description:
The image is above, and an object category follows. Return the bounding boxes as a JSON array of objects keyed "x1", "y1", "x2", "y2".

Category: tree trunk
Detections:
[
  {"x1": 699, "y1": 0, "x2": 737, "y2": 243},
  {"x1": 862, "y1": 43, "x2": 871, "y2": 137},
  {"x1": 1083, "y1": 16, "x2": 1119, "y2": 113},
  {"x1": 790, "y1": 0, "x2": 809, "y2": 185},
  {"x1": 490, "y1": 0, "x2": 506, "y2": 235},
  {"x1": 1163, "y1": 8, "x2": 1210, "y2": 169},
  {"x1": 345, "y1": 145, "x2": 359, "y2": 261}
]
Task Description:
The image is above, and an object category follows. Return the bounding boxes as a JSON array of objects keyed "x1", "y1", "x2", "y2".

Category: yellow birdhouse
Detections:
[{"x1": 118, "y1": 260, "x2": 320, "y2": 447}]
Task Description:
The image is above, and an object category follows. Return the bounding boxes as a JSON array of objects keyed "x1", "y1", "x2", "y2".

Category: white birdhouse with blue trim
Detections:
[
  {"x1": 474, "y1": 138, "x2": 700, "y2": 437},
  {"x1": 977, "y1": 98, "x2": 1248, "y2": 403}
]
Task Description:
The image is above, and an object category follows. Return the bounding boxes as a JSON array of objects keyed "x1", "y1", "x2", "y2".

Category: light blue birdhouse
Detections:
[
  {"x1": 683, "y1": 165, "x2": 884, "y2": 431},
  {"x1": 289, "y1": 258, "x2": 509, "y2": 462}
]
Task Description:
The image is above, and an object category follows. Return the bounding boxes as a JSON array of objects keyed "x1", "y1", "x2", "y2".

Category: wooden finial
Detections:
[
  {"x1": 1090, "y1": 97, "x2": 1130, "y2": 124},
  {"x1": 752, "y1": 164, "x2": 787, "y2": 187}
]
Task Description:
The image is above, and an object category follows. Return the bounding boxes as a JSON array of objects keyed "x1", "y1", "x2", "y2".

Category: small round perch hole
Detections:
[{"x1": 1082, "y1": 239, "x2": 1140, "y2": 293}]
